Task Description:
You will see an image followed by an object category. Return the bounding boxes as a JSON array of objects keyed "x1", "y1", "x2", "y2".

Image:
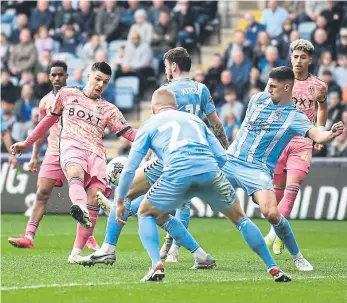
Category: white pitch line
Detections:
[{"x1": 2, "y1": 275, "x2": 346, "y2": 291}]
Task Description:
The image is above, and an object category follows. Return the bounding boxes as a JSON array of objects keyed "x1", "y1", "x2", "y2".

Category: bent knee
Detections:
[{"x1": 36, "y1": 188, "x2": 52, "y2": 201}]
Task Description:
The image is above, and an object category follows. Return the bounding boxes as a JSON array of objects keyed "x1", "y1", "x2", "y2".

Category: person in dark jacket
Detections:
[
  {"x1": 174, "y1": 0, "x2": 197, "y2": 48},
  {"x1": 74, "y1": 0, "x2": 95, "y2": 43},
  {"x1": 205, "y1": 54, "x2": 224, "y2": 96},
  {"x1": 13, "y1": 84, "x2": 39, "y2": 123},
  {"x1": 29, "y1": 0, "x2": 54, "y2": 34}
]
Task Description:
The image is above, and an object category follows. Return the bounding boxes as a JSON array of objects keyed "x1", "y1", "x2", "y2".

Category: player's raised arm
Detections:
[{"x1": 307, "y1": 121, "x2": 345, "y2": 144}]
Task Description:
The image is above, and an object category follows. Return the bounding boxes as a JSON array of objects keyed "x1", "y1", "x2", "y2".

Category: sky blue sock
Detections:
[
  {"x1": 272, "y1": 215, "x2": 299, "y2": 256},
  {"x1": 138, "y1": 215, "x2": 161, "y2": 267},
  {"x1": 237, "y1": 217, "x2": 277, "y2": 270},
  {"x1": 173, "y1": 200, "x2": 191, "y2": 246},
  {"x1": 129, "y1": 195, "x2": 144, "y2": 217},
  {"x1": 160, "y1": 214, "x2": 199, "y2": 253},
  {"x1": 104, "y1": 200, "x2": 130, "y2": 245}
]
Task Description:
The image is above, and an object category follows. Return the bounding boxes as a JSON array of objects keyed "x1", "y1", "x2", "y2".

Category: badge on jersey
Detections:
[
  {"x1": 96, "y1": 106, "x2": 104, "y2": 113},
  {"x1": 308, "y1": 86, "x2": 315, "y2": 95}
]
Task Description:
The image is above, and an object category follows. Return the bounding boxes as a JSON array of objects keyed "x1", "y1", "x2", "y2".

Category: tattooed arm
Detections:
[{"x1": 207, "y1": 111, "x2": 229, "y2": 149}]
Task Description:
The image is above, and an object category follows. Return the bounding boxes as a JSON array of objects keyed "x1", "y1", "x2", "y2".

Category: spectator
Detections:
[
  {"x1": 193, "y1": 68, "x2": 206, "y2": 84},
  {"x1": 223, "y1": 112, "x2": 240, "y2": 142},
  {"x1": 119, "y1": 31, "x2": 154, "y2": 93},
  {"x1": 151, "y1": 9, "x2": 177, "y2": 72},
  {"x1": 128, "y1": 9, "x2": 153, "y2": 44},
  {"x1": 316, "y1": 51, "x2": 335, "y2": 78},
  {"x1": 9, "y1": 13, "x2": 28, "y2": 44},
  {"x1": 8, "y1": 28, "x2": 38, "y2": 77},
  {"x1": 2, "y1": 109, "x2": 16, "y2": 133},
  {"x1": 334, "y1": 52, "x2": 347, "y2": 89},
  {"x1": 54, "y1": 0, "x2": 76, "y2": 30},
  {"x1": 83, "y1": 34, "x2": 107, "y2": 68},
  {"x1": 229, "y1": 49, "x2": 252, "y2": 97},
  {"x1": 244, "y1": 11, "x2": 266, "y2": 47},
  {"x1": 326, "y1": 91, "x2": 344, "y2": 130},
  {"x1": 205, "y1": 53, "x2": 223, "y2": 96},
  {"x1": 261, "y1": 1, "x2": 289, "y2": 38},
  {"x1": 244, "y1": 68, "x2": 263, "y2": 103},
  {"x1": 19, "y1": 71, "x2": 35, "y2": 87},
  {"x1": 328, "y1": 128, "x2": 347, "y2": 157},
  {"x1": 34, "y1": 50, "x2": 53, "y2": 74},
  {"x1": 190, "y1": 1, "x2": 218, "y2": 38},
  {"x1": 253, "y1": 31, "x2": 271, "y2": 67},
  {"x1": 212, "y1": 70, "x2": 236, "y2": 107},
  {"x1": 35, "y1": 26, "x2": 54, "y2": 56},
  {"x1": 67, "y1": 68, "x2": 86, "y2": 87},
  {"x1": 120, "y1": 0, "x2": 145, "y2": 39},
  {"x1": 95, "y1": 0, "x2": 123, "y2": 42},
  {"x1": 112, "y1": 45, "x2": 126, "y2": 70},
  {"x1": 337, "y1": 27, "x2": 347, "y2": 54},
  {"x1": 1, "y1": 33, "x2": 10, "y2": 70},
  {"x1": 174, "y1": 0, "x2": 197, "y2": 48},
  {"x1": 13, "y1": 84, "x2": 39, "y2": 123},
  {"x1": 33, "y1": 72, "x2": 52, "y2": 100},
  {"x1": 258, "y1": 46, "x2": 285, "y2": 85},
  {"x1": 219, "y1": 88, "x2": 244, "y2": 122},
  {"x1": 223, "y1": 30, "x2": 253, "y2": 68},
  {"x1": 312, "y1": 28, "x2": 332, "y2": 69},
  {"x1": 242, "y1": 86, "x2": 262, "y2": 118},
  {"x1": 25, "y1": 107, "x2": 41, "y2": 137},
  {"x1": 56, "y1": 25, "x2": 78, "y2": 55},
  {"x1": 148, "y1": 0, "x2": 169, "y2": 25},
  {"x1": 304, "y1": 2, "x2": 328, "y2": 22},
  {"x1": 274, "y1": 19, "x2": 294, "y2": 62},
  {"x1": 322, "y1": 70, "x2": 342, "y2": 97},
  {"x1": 320, "y1": 1, "x2": 345, "y2": 57},
  {"x1": 74, "y1": 0, "x2": 95, "y2": 43},
  {"x1": 1, "y1": 70, "x2": 18, "y2": 108},
  {"x1": 29, "y1": 0, "x2": 54, "y2": 34}
]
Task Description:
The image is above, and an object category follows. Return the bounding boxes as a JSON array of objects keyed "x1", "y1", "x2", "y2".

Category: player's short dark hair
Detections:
[
  {"x1": 91, "y1": 62, "x2": 112, "y2": 76},
  {"x1": 269, "y1": 66, "x2": 295, "y2": 84},
  {"x1": 163, "y1": 47, "x2": 192, "y2": 72},
  {"x1": 50, "y1": 60, "x2": 67, "y2": 72}
]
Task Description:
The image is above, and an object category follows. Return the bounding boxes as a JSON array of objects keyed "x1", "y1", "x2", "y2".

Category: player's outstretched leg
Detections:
[
  {"x1": 8, "y1": 177, "x2": 56, "y2": 248},
  {"x1": 264, "y1": 173, "x2": 285, "y2": 250},
  {"x1": 254, "y1": 190, "x2": 313, "y2": 272},
  {"x1": 165, "y1": 200, "x2": 191, "y2": 263},
  {"x1": 68, "y1": 188, "x2": 101, "y2": 264},
  {"x1": 76, "y1": 196, "x2": 137, "y2": 266},
  {"x1": 221, "y1": 199, "x2": 291, "y2": 282}
]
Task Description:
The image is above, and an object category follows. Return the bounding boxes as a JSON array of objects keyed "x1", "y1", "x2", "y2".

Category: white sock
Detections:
[
  {"x1": 192, "y1": 247, "x2": 208, "y2": 261},
  {"x1": 71, "y1": 248, "x2": 82, "y2": 256},
  {"x1": 293, "y1": 252, "x2": 303, "y2": 259},
  {"x1": 265, "y1": 226, "x2": 277, "y2": 241},
  {"x1": 100, "y1": 242, "x2": 116, "y2": 254},
  {"x1": 25, "y1": 235, "x2": 34, "y2": 241}
]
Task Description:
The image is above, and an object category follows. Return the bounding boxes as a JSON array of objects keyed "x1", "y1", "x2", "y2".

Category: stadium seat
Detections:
[
  {"x1": 298, "y1": 22, "x2": 316, "y2": 41},
  {"x1": 115, "y1": 76, "x2": 140, "y2": 96},
  {"x1": 114, "y1": 87, "x2": 135, "y2": 109},
  {"x1": 66, "y1": 57, "x2": 84, "y2": 69}
]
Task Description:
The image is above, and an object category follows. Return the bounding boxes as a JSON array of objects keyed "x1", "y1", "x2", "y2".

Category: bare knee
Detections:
[
  {"x1": 263, "y1": 207, "x2": 281, "y2": 224},
  {"x1": 36, "y1": 187, "x2": 52, "y2": 202},
  {"x1": 67, "y1": 165, "x2": 84, "y2": 179},
  {"x1": 155, "y1": 213, "x2": 169, "y2": 226}
]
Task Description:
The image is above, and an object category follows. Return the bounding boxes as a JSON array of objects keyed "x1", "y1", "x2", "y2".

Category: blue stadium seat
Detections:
[
  {"x1": 298, "y1": 22, "x2": 316, "y2": 41},
  {"x1": 115, "y1": 76, "x2": 139, "y2": 96},
  {"x1": 114, "y1": 87, "x2": 135, "y2": 109},
  {"x1": 66, "y1": 57, "x2": 84, "y2": 69},
  {"x1": 1, "y1": 23, "x2": 12, "y2": 37}
]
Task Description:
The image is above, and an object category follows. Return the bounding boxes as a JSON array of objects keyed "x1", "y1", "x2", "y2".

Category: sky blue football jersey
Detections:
[{"x1": 227, "y1": 92, "x2": 315, "y2": 174}]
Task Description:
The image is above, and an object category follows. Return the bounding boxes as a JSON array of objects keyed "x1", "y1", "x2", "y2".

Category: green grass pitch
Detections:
[{"x1": 1, "y1": 214, "x2": 347, "y2": 303}]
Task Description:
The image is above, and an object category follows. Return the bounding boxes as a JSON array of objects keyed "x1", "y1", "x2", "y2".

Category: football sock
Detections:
[
  {"x1": 25, "y1": 220, "x2": 39, "y2": 240},
  {"x1": 68, "y1": 177, "x2": 87, "y2": 207},
  {"x1": 160, "y1": 215, "x2": 199, "y2": 253},
  {"x1": 173, "y1": 200, "x2": 191, "y2": 247},
  {"x1": 138, "y1": 215, "x2": 161, "y2": 267},
  {"x1": 278, "y1": 183, "x2": 300, "y2": 218},
  {"x1": 104, "y1": 199, "x2": 131, "y2": 245},
  {"x1": 73, "y1": 204, "x2": 99, "y2": 249},
  {"x1": 272, "y1": 215, "x2": 299, "y2": 256},
  {"x1": 237, "y1": 217, "x2": 277, "y2": 270}
]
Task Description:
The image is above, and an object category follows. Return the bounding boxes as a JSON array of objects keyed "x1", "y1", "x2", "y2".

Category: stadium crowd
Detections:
[{"x1": 1, "y1": 0, "x2": 347, "y2": 157}]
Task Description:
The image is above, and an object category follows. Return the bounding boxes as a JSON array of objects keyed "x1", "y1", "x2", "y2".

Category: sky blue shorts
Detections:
[
  {"x1": 222, "y1": 155, "x2": 274, "y2": 197},
  {"x1": 146, "y1": 170, "x2": 236, "y2": 213}
]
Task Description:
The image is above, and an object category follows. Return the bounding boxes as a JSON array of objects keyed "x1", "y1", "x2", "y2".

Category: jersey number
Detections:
[
  {"x1": 158, "y1": 120, "x2": 207, "y2": 152},
  {"x1": 185, "y1": 104, "x2": 200, "y2": 116}
]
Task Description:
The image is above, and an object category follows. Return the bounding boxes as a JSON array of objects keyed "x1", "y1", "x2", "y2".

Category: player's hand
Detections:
[
  {"x1": 8, "y1": 154, "x2": 17, "y2": 168},
  {"x1": 331, "y1": 121, "x2": 344, "y2": 137},
  {"x1": 28, "y1": 157, "x2": 38, "y2": 172},
  {"x1": 10, "y1": 142, "x2": 27, "y2": 156},
  {"x1": 314, "y1": 143, "x2": 324, "y2": 151},
  {"x1": 116, "y1": 198, "x2": 127, "y2": 225}
]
